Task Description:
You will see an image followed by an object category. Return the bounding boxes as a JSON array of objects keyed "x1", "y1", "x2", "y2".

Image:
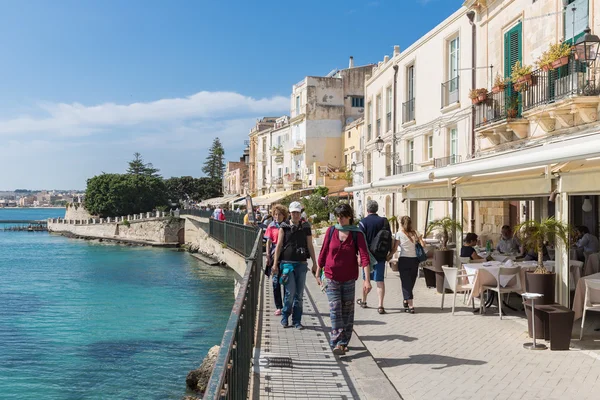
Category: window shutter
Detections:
[{"x1": 504, "y1": 22, "x2": 522, "y2": 78}]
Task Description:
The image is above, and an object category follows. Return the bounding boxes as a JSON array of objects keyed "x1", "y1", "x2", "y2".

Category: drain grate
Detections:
[{"x1": 266, "y1": 357, "x2": 293, "y2": 368}]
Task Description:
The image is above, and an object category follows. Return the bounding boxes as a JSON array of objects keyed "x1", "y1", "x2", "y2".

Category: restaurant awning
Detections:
[
  {"x1": 553, "y1": 159, "x2": 600, "y2": 193},
  {"x1": 199, "y1": 194, "x2": 242, "y2": 207},
  {"x1": 234, "y1": 189, "x2": 312, "y2": 207},
  {"x1": 404, "y1": 181, "x2": 453, "y2": 200},
  {"x1": 454, "y1": 167, "x2": 551, "y2": 199}
]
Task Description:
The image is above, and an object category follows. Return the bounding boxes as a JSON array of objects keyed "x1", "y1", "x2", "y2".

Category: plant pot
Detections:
[
  {"x1": 478, "y1": 93, "x2": 487, "y2": 102},
  {"x1": 422, "y1": 266, "x2": 436, "y2": 288},
  {"x1": 525, "y1": 272, "x2": 555, "y2": 305},
  {"x1": 541, "y1": 64, "x2": 552, "y2": 72},
  {"x1": 517, "y1": 73, "x2": 532, "y2": 84},
  {"x1": 551, "y1": 56, "x2": 569, "y2": 69},
  {"x1": 507, "y1": 109, "x2": 518, "y2": 118},
  {"x1": 492, "y1": 85, "x2": 505, "y2": 94},
  {"x1": 433, "y1": 250, "x2": 454, "y2": 294}
]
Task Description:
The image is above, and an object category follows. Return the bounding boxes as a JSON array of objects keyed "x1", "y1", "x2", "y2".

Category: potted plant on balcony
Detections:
[
  {"x1": 477, "y1": 88, "x2": 488, "y2": 102},
  {"x1": 426, "y1": 217, "x2": 463, "y2": 294},
  {"x1": 549, "y1": 42, "x2": 572, "y2": 69},
  {"x1": 506, "y1": 96, "x2": 519, "y2": 119},
  {"x1": 515, "y1": 218, "x2": 571, "y2": 337},
  {"x1": 469, "y1": 88, "x2": 481, "y2": 104},
  {"x1": 492, "y1": 74, "x2": 509, "y2": 93},
  {"x1": 511, "y1": 61, "x2": 534, "y2": 92},
  {"x1": 536, "y1": 50, "x2": 553, "y2": 72}
]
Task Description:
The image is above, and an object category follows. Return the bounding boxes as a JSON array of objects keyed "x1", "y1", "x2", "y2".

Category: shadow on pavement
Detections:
[
  {"x1": 360, "y1": 334, "x2": 418, "y2": 342},
  {"x1": 376, "y1": 354, "x2": 487, "y2": 369},
  {"x1": 353, "y1": 319, "x2": 387, "y2": 325}
]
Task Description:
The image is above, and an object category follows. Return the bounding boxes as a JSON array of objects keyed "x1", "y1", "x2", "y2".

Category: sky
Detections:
[{"x1": 0, "y1": 0, "x2": 461, "y2": 190}]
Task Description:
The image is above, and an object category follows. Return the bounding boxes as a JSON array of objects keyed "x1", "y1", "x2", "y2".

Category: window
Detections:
[
  {"x1": 345, "y1": 154, "x2": 348, "y2": 166},
  {"x1": 407, "y1": 65, "x2": 415, "y2": 100},
  {"x1": 366, "y1": 153, "x2": 372, "y2": 183},
  {"x1": 295, "y1": 95, "x2": 300, "y2": 115},
  {"x1": 408, "y1": 140, "x2": 414, "y2": 164},
  {"x1": 427, "y1": 135, "x2": 433, "y2": 160},
  {"x1": 385, "y1": 144, "x2": 392, "y2": 177},
  {"x1": 450, "y1": 128, "x2": 458, "y2": 161},
  {"x1": 386, "y1": 86, "x2": 392, "y2": 132},
  {"x1": 348, "y1": 131, "x2": 351, "y2": 139},
  {"x1": 376, "y1": 94, "x2": 382, "y2": 135},
  {"x1": 565, "y1": 0, "x2": 589, "y2": 43},
  {"x1": 449, "y1": 37, "x2": 459, "y2": 83},
  {"x1": 351, "y1": 96, "x2": 364, "y2": 107},
  {"x1": 427, "y1": 202, "x2": 435, "y2": 224}
]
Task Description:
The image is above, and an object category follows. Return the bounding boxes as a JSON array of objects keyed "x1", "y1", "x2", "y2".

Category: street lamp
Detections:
[
  {"x1": 351, "y1": 162, "x2": 357, "y2": 172},
  {"x1": 375, "y1": 136, "x2": 385, "y2": 154},
  {"x1": 575, "y1": 27, "x2": 600, "y2": 66}
]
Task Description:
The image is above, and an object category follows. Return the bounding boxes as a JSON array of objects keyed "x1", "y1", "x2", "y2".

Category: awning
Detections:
[
  {"x1": 404, "y1": 182, "x2": 453, "y2": 200},
  {"x1": 556, "y1": 159, "x2": 600, "y2": 193},
  {"x1": 455, "y1": 170, "x2": 551, "y2": 199},
  {"x1": 199, "y1": 194, "x2": 241, "y2": 207},
  {"x1": 234, "y1": 189, "x2": 312, "y2": 207},
  {"x1": 345, "y1": 171, "x2": 432, "y2": 192}
]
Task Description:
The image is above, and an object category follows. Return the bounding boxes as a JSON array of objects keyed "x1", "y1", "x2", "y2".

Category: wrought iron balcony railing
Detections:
[{"x1": 441, "y1": 76, "x2": 459, "y2": 108}]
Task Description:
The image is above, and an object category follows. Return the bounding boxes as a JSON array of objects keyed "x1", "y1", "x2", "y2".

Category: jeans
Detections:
[
  {"x1": 398, "y1": 257, "x2": 419, "y2": 300},
  {"x1": 272, "y1": 273, "x2": 283, "y2": 310},
  {"x1": 281, "y1": 262, "x2": 308, "y2": 325},
  {"x1": 326, "y1": 279, "x2": 356, "y2": 348}
]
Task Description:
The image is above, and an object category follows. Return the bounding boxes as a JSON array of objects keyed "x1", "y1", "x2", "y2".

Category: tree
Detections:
[
  {"x1": 426, "y1": 217, "x2": 463, "y2": 250},
  {"x1": 515, "y1": 218, "x2": 571, "y2": 273},
  {"x1": 202, "y1": 138, "x2": 225, "y2": 197},
  {"x1": 127, "y1": 152, "x2": 160, "y2": 177}
]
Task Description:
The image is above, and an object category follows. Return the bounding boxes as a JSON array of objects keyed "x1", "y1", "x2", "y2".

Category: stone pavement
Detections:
[{"x1": 252, "y1": 258, "x2": 600, "y2": 399}]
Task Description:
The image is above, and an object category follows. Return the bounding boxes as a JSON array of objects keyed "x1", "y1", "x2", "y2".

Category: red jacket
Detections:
[{"x1": 318, "y1": 227, "x2": 370, "y2": 282}]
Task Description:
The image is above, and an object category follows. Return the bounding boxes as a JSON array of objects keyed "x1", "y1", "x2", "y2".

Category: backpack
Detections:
[
  {"x1": 219, "y1": 211, "x2": 226, "y2": 221},
  {"x1": 328, "y1": 227, "x2": 359, "y2": 254},
  {"x1": 368, "y1": 218, "x2": 392, "y2": 260},
  {"x1": 281, "y1": 222, "x2": 310, "y2": 262}
]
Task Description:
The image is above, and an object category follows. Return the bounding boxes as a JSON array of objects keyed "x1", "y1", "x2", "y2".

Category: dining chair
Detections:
[
  {"x1": 481, "y1": 266, "x2": 522, "y2": 319},
  {"x1": 441, "y1": 266, "x2": 475, "y2": 315},
  {"x1": 580, "y1": 279, "x2": 600, "y2": 340},
  {"x1": 570, "y1": 260, "x2": 584, "y2": 290}
]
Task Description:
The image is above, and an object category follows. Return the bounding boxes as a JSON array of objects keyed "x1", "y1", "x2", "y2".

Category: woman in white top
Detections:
[{"x1": 392, "y1": 216, "x2": 426, "y2": 314}]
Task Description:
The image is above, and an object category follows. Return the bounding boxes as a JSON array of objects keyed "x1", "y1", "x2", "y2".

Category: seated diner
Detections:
[
  {"x1": 461, "y1": 233, "x2": 485, "y2": 262},
  {"x1": 496, "y1": 225, "x2": 521, "y2": 254}
]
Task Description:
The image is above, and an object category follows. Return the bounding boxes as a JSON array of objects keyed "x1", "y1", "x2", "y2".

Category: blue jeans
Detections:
[
  {"x1": 281, "y1": 262, "x2": 308, "y2": 325},
  {"x1": 326, "y1": 279, "x2": 356, "y2": 348},
  {"x1": 272, "y1": 273, "x2": 283, "y2": 310}
]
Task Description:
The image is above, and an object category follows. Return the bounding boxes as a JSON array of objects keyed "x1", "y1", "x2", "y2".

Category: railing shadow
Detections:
[{"x1": 377, "y1": 354, "x2": 487, "y2": 370}]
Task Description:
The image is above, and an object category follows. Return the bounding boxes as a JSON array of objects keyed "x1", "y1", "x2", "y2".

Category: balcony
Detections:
[
  {"x1": 289, "y1": 140, "x2": 305, "y2": 155},
  {"x1": 257, "y1": 153, "x2": 267, "y2": 163},
  {"x1": 434, "y1": 155, "x2": 461, "y2": 168},
  {"x1": 272, "y1": 147, "x2": 284, "y2": 157},
  {"x1": 273, "y1": 177, "x2": 284, "y2": 187},
  {"x1": 474, "y1": 88, "x2": 528, "y2": 145},
  {"x1": 441, "y1": 76, "x2": 459, "y2": 108},
  {"x1": 398, "y1": 163, "x2": 414, "y2": 174},
  {"x1": 402, "y1": 99, "x2": 415, "y2": 124},
  {"x1": 274, "y1": 155, "x2": 284, "y2": 164}
]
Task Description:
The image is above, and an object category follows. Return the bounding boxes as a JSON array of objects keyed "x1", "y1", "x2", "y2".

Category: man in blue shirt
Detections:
[{"x1": 357, "y1": 200, "x2": 392, "y2": 314}]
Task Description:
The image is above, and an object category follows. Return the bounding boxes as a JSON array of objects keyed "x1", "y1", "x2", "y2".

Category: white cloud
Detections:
[{"x1": 0, "y1": 91, "x2": 289, "y2": 137}]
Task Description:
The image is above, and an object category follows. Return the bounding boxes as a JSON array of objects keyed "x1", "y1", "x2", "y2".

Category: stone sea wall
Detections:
[
  {"x1": 47, "y1": 212, "x2": 184, "y2": 245},
  {"x1": 64, "y1": 204, "x2": 94, "y2": 221}
]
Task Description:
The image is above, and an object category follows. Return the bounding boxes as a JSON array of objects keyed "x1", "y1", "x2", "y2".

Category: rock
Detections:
[
  {"x1": 181, "y1": 396, "x2": 201, "y2": 400},
  {"x1": 186, "y1": 345, "x2": 220, "y2": 394}
]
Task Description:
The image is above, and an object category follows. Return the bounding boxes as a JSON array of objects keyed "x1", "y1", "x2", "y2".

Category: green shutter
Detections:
[{"x1": 504, "y1": 22, "x2": 522, "y2": 78}]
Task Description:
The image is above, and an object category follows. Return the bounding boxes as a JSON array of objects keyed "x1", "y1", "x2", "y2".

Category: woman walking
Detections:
[
  {"x1": 317, "y1": 203, "x2": 372, "y2": 355},
  {"x1": 393, "y1": 216, "x2": 426, "y2": 314},
  {"x1": 264, "y1": 204, "x2": 288, "y2": 316},
  {"x1": 272, "y1": 202, "x2": 318, "y2": 329}
]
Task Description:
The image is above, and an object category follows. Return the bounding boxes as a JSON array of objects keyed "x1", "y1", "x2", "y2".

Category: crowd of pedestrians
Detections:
[{"x1": 263, "y1": 199, "x2": 425, "y2": 355}]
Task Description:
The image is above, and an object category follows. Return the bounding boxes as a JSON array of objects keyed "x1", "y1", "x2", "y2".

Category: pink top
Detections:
[
  {"x1": 318, "y1": 227, "x2": 370, "y2": 282},
  {"x1": 264, "y1": 224, "x2": 280, "y2": 244}
]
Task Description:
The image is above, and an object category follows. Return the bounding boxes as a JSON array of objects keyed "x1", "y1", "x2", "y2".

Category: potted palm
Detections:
[
  {"x1": 515, "y1": 218, "x2": 570, "y2": 305},
  {"x1": 426, "y1": 217, "x2": 463, "y2": 293}
]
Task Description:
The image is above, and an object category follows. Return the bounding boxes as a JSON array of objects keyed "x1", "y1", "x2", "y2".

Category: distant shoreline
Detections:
[{"x1": 0, "y1": 207, "x2": 66, "y2": 209}]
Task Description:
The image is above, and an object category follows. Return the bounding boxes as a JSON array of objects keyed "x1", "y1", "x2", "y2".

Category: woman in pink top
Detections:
[{"x1": 317, "y1": 203, "x2": 371, "y2": 355}]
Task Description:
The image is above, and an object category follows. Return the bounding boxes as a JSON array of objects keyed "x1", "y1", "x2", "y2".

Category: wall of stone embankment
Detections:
[
  {"x1": 48, "y1": 214, "x2": 184, "y2": 245},
  {"x1": 64, "y1": 204, "x2": 94, "y2": 221}
]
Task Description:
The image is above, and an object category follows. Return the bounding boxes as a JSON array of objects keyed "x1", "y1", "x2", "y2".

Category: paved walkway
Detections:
[{"x1": 252, "y1": 256, "x2": 600, "y2": 399}]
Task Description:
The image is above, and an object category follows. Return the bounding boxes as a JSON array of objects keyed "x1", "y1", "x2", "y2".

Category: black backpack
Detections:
[
  {"x1": 367, "y1": 219, "x2": 392, "y2": 260},
  {"x1": 328, "y1": 227, "x2": 359, "y2": 254}
]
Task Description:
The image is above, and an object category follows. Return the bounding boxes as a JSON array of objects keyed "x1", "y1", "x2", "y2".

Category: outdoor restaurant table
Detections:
[
  {"x1": 572, "y1": 272, "x2": 600, "y2": 320},
  {"x1": 465, "y1": 261, "x2": 551, "y2": 301}
]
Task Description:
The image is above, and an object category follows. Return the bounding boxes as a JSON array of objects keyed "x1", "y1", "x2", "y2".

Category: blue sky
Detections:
[{"x1": 0, "y1": 0, "x2": 461, "y2": 190}]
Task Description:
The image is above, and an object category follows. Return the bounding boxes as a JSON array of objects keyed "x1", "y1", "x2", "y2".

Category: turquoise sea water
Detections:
[{"x1": 0, "y1": 208, "x2": 235, "y2": 399}]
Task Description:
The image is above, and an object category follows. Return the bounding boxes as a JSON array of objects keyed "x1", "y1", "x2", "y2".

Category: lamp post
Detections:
[{"x1": 575, "y1": 27, "x2": 600, "y2": 66}]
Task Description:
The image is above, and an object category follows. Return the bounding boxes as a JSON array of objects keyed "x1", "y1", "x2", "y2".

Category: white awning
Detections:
[
  {"x1": 199, "y1": 194, "x2": 241, "y2": 207},
  {"x1": 404, "y1": 182, "x2": 453, "y2": 200},
  {"x1": 234, "y1": 189, "x2": 311, "y2": 207}
]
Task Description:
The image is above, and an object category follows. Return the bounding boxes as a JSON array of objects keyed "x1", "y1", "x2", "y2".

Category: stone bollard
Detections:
[{"x1": 147, "y1": 212, "x2": 151, "y2": 219}]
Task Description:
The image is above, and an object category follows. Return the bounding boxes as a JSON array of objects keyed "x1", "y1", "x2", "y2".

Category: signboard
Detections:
[{"x1": 245, "y1": 195, "x2": 255, "y2": 224}]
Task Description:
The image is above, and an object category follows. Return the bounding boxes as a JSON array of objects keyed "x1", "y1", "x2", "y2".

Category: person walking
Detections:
[
  {"x1": 392, "y1": 216, "x2": 426, "y2": 314},
  {"x1": 264, "y1": 204, "x2": 288, "y2": 316},
  {"x1": 272, "y1": 201, "x2": 318, "y2": 329},
  {"x1": 357, "y1": 200, "x2": 393, "y2": 314},
  {"x1": 317, "y1": 203, "x2": 372, "y2": 355}
]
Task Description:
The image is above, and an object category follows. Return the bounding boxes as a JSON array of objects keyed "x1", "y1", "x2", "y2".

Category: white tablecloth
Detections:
[
  {"x1": 464, "y1": 262, "x2": 517, "y2": 287},
  {"x1": 572, "y1": 272, "x2": 600, "y2": 320}
]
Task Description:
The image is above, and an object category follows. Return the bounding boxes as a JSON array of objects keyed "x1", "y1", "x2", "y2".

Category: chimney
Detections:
[
  {"x1": 393, "y1": 45, "x2": 400, "y2": 56},
  {"x1": 349, "y1": 56, "x2": 354, "y2": 68},
  {"x1": 384, "y1": 55, "x2": 390, "y2": 63}
]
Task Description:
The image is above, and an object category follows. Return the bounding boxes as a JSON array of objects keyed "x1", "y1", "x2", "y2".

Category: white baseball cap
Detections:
[{"x1": 289, "y1": 201, "x2": 302, "y2": 213}]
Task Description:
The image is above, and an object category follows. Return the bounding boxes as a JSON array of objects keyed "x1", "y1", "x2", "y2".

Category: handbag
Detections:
[{"x1": 415, "y1": 242, "x2": 428, "y2": 263}]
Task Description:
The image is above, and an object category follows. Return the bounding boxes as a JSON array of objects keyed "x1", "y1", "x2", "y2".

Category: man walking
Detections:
[{"x1": 357, "y1": 200, "x2": 393, "y2": 314}]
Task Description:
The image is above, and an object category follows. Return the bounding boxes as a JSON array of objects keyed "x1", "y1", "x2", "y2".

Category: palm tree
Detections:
[
  {"x1": 515, "y1": 217, "x2": 571, "y2": 274},
  {"x1": 426, "y1": 217, "x2": 463, "y2": 250}
]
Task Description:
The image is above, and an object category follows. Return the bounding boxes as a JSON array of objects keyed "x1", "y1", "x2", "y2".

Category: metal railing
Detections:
[
  {"x1": 204, "y1": 225, "x2": 263, "y2": 399},
  {"x1": 402, "y1": 98, "x2": 415, "y2": 123},
  {"x1": 475, "y1": 88, "x2": 518, "y2": 128},
  {"x1": 209, "y1": 219, "x2": 258, "y2": 257},
  {"x1": 398, "y1": 163, "x2": 414, "y2": 174},
  {"x1": 434, "y1": 154, "x2": 462, "y2": 168},
  {"x1": 180, "y1": 209, "x2": 246, "y2": 225},
  {"x1": 441, "y1": 76, "x2": 459, "y2": 108},
  {"x1": 522, "y1": 55, "x2": 593, "y2": 111}
]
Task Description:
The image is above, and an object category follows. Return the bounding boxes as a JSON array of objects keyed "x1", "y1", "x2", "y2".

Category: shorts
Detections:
[{"x1": 362, "y1": 260, "x2": 386, "y2": 282}]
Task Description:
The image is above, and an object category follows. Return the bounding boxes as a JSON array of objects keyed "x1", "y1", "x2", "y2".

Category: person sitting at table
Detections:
[
  {"x1": 522, "y1": 243, "x2": 550, "y2": 262},
  {"x1": 461, "y1": 233, "x2": 485, "y2": 262},
  {"x1": 496, "y1": 225, "x2": 521, "y2": 254},
  {"x1": 575, "y1": 226, "x2": 599, "y2": 261}
]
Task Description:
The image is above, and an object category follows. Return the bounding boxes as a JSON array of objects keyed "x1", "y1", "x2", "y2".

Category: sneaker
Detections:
[
  {"x1": 281, "y1": 319, "x2": 290, "y2": 328},
  {"x1": 274, "y1": 309, "x2": 282, "y2": 316},
  {"x1": 294, "y1": 323, "x2": 304, "y2": 330},
  {"x1": 332, "y1": 345, "x2": 346, "y2": 355}
]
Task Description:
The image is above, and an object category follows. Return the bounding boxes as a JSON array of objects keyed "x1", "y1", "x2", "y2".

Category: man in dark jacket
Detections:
[{"x1": 358, "y1": 200, "x2": 393, "y2": 314}]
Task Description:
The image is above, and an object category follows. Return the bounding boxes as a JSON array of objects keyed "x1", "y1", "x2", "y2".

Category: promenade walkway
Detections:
[{"x1": 252, "y1": 251, "x2": 600, "y2": 399}]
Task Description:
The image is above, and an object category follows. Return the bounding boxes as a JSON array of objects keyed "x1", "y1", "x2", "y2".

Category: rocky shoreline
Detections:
[{"x1": 51, "y1": 231, "x2": 180, "y2": 248}]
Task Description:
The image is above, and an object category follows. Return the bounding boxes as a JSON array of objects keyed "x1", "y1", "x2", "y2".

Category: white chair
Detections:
[
  {"x1": 481, "y1": 266, "x2": 522, "y2": 319},
  {"x1": 441, "y1": 266, "x2": 475, "y2": 315},
  {"x1": 570, "y1": 260, "x2": 584, "y2": 290},
  {"x1": 580, "y1": 279, "x2": 600, "y2": 340}
]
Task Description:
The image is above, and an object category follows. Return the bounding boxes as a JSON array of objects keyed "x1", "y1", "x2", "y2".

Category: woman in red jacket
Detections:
[{"x1": 316, "y1": 203, "x2": 372, "y2": 355}]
